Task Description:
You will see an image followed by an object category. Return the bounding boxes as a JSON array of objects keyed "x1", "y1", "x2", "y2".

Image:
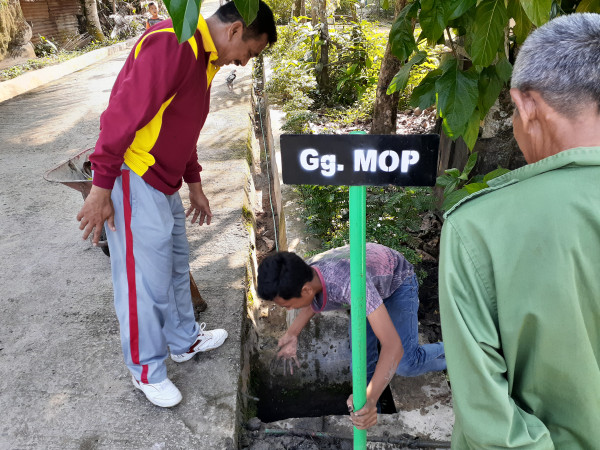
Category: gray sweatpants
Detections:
[{"x1": 105, "y1": 166, "x2": 199, "y2": 384}]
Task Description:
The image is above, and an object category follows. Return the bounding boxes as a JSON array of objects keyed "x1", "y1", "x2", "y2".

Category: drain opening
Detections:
[
  {"x1": 254, "y1": 380, "x2": 397, "y2": 423},
  {"x1": 255, "y1": 382, "x2": 351, "y2": 423}
]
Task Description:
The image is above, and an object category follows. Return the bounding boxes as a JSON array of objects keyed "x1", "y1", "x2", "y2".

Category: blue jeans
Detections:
[{"x1": 349, "y1": 274, "x2": 446, "y2": 383}]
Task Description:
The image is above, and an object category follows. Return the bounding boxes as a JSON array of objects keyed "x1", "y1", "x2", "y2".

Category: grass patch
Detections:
[{"x1": 0, "y1": 39, "x2": 121, "y2": 82}]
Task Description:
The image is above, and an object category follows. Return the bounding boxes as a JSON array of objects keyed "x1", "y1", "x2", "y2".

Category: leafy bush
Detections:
[
  {"x1": 327, "y1": 20, "x2": 385, "y2": 106},
  {"x1": 266, "y1": 19, "x2": 318, "y2": 101},
  {"x1": 34, "y1": 36, "x2": 58, "y2": 57},
  {"x1": 295, "y1": 184, "x2": 435, "y2": 265},
  {"x1": 267, "y1": 18, "x2": 386, "y2": 130},
  {"x1": 436, "y1": 152, "x2": 510, "y2": 212},
  {"x1": 280, "y1": 110, "x2": 318, "y2": 133},
  {"x1": 264, "y1": 0, "x2": 295, "y2": 24},
  {"x1": 393, "y1": 29, "x2": 443, "y2": 111}
]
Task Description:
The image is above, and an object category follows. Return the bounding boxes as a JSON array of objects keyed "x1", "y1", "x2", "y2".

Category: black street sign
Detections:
[{"x1": 280, "y1": 134, "x2": 439, "y2": 186}]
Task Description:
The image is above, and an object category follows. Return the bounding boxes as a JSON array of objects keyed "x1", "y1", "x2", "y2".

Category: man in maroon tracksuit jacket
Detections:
[{"x1": 76, "y1": 2, "x2": 276, "y2": 407}]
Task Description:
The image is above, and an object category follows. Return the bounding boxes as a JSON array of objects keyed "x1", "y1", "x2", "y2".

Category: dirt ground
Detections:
[{"x1": 0, "y1": 3, "x2": 268, "y2": 443}]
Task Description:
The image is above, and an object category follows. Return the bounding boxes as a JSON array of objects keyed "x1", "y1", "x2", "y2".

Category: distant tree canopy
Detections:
[{"x1": 383, "y1": 0, "x2": 600, "y2": 149}]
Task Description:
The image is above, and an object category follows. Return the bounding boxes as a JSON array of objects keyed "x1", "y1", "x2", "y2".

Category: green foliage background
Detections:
[
  {"x1": 386, "y1": 0, "x2": 600, "y2": 150},
  {"x1": 295, "y1": 184, "x2": 435, "y2": 266}
]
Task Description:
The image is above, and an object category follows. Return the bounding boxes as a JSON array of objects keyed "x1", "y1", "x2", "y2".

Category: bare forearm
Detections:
[
  {"x1": 366, "y1": 343, "x2": 403, "y2": 406},
  {"x1": 287, "y1": 306, "x2": 315, "y2": 337},
  {"x1": 187, "y1": 181, "x2": 204, "y2": 194}
]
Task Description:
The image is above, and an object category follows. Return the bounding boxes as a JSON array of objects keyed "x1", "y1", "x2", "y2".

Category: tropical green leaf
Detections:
[
  {"x1": 436, "y1": 174, "x2": 454, "y2": 187},
  {"x1": 520, "y1": 0, "x2": 552, "y2": 26},
  {"x1": 483, "y1": 167, "x2": 511, "y2": 182},
  {"x1": 436, "y1": 174, "x2": 457, "y2": 188},
  {"x1": 464, "y1": 182, "x2": 488, "y2": 194},
  {"x1": 470, "y1": 0, "x2": 508, "y2": 67},
  {"x1": 409, "y1": 68, "x2": 441, "y2": 109},
  {"x1": 387, "y1": 51, "x2": 427, "y2": 94},
  {"x1": 419, "y1": 0, "x2": 448, "y2": 43},
  {"x1": 495, "y1": 57, "x2": 513, "y2": 82},
  {"x1": 577, "y1": 0, "x2": 600, "y2": 12},
  {"x1": 234, "y1": 0, "x2": 259, "y2": 27},
  {"x1": 447, "y1": 8, "x2": 475, "y2": 36},
  {"x1": 460, "y1": 151, "x2": 478, "y2": 179},
  {"x1": 442, "y1": 188, "x2": 470, "y2": 211},
  {"x1": 441, "y1": 117, "x2": 461, "y2": 138},
  {"x1": 445, "y1": 168, "x2": 461, "y2": 177},
  {"x1": 444, "y1": 177, "x2": 461, "y2": 195},
  {"x1": 436, "y1": 59, "x2": 479, "y2": 135},
  {"x1": 382, "y1": 0, "x2": 390, "y2": 10},
  {"x1": 446, "y1": 0, "x2": 477, "y2": 20},
  {"x1": 389, "y1": 2, "x2": 419, "y2": 61},
  {"x1": 462, "y1": 107, "x2": 481, "y2": 150},
  {"x1": 478, "y1": 65, "x2": 503, "y2": 118},
  {"x1": 164, "y1": 0, "x2": 202, "y2": 42},
  {"x1": 436, "y1": 173, "x2": 461, "y2": 196},
  {"x1": 507, "y1": 0, "x2": 533, "y2": 44}
]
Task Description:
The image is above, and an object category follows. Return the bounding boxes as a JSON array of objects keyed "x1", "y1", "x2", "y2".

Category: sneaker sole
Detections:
[
  {"x1": 170, "y1": 332, "x2": 228, "y2": 363},
  {"x1": 132, "y1": 378, "x2": 182, "y2": 408}
]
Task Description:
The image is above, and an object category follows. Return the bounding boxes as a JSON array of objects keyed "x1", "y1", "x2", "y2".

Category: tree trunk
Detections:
[
  {"x1": 292, "y1": 0, "x2": 305, "y2": 18},
  {"x1": 370, "y1": 0, "x2": 407, "y2": 134},
  {"x1": 315, "y1": 0, "x2": 329, "y2": 91},
  {"x1": 82, "y1": 0, "x2": 105, "y2": 41}
]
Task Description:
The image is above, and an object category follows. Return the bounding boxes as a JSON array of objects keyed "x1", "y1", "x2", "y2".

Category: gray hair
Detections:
[{"x1": 511, "y1": 13, "x2": 600, "y2": 116}]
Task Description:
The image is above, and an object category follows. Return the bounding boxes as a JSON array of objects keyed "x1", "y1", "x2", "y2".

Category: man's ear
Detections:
[
  {"x1": 510, "y1": 88, "x2": 537, "y2": 129},
  {"x1": 301, "y1": 283, "x2": 313, "y2": 297},
  {"x1": 228, "y1": 21, "x2": 244, "y2": 40}
]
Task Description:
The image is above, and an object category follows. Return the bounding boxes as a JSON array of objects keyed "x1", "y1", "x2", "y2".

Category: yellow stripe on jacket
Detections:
[
  {"x1": 123, "y1": 94, "x2": 175, "y2": 177},
  {"x1": 123, "y1": 21, "x2": 218, "y2": 179},
  {"x1": 124, "y1": 29, "x2": 197, "y2": 178}
]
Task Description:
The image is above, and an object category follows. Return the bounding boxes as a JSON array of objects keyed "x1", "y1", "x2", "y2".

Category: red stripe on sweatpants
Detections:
[{"x1": 122, "y1": 170, "x2": 149, "y2": 384}]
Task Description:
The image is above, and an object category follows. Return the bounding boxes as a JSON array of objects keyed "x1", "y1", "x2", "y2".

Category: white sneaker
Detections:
[
  {"x1": 171, "y1": 322, "x2": 228, "y2": 363},
  {"x1": 132, "y1": 376, "x2": 182, "y2": 407}
]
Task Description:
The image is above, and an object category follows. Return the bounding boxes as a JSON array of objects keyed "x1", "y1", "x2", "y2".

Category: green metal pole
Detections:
[{"x1": 349, "y1": 185, "x2": 367, "y2": 449}]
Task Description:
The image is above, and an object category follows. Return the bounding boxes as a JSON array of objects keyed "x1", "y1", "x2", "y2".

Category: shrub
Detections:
[
  {"x1": 295, "y1": 184, "x2": 435, "y2": 266},
  {"x1": 264, "y1": 0, "x2": 295, "y2": 24},
  {"x1": 266, "y1": 18, "x2": 386, "y2": 130}
]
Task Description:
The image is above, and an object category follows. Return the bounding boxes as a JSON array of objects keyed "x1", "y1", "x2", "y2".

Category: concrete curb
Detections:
[{"x1": 0, "y1": 37, "x2": 138, "y2": 104}]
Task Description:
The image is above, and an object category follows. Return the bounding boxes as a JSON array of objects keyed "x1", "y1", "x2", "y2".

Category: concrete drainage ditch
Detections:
[
  {"x1": 240, "y1": 298, "x2": 454, "y2": 449},
  {"x1": 237, "y1": 58, "x2": 454, "y2": 449}
]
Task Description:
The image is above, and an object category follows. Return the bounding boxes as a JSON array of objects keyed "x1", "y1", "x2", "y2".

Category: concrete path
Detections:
[{"x1": 0, "y1": 0, "x2": 254, "y2": 447}]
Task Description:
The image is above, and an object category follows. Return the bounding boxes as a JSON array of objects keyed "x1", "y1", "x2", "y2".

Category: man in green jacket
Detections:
[{"x1": 438, "y1": 13, "x2": 600, "y2": 449}]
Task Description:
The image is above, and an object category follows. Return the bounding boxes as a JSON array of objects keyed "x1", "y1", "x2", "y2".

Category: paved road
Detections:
[{"x1": 0, "y1": 2, "x2": 255, "y2": 447}]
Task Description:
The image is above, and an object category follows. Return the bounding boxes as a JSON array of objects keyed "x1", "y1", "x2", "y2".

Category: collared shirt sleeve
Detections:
[
  {"x1": 438, "y1": 218, "x2": 554, "y2": 449},
  {"x1": 91, "y1": 30, "x2": 198, "y2": 190}
]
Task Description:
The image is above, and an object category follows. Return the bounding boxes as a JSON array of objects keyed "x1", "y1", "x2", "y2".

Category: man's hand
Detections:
[
  {"x1": 187, "y1": 182, "x2": 212, "y2": 225},
  {"x1": 77, "y1": 185, "x2": 115, "y2": 245},
  {"x1": 347, "y1": 394, "x2": 378, "y2": 430},
  {"x1": 275, "y1": 333, "x2": 300, "y2": 375}
]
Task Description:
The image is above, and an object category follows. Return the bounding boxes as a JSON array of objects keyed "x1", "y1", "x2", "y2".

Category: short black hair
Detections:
[
  {"x1": 257, "y1": 252, "x2": 313, "y2": 300},
  {"x1": 148, "y1": 2, "x2": 156, "y2": 6},
  {"x1": 215, "y1": 0, "x2": 277, "y2": 46}
]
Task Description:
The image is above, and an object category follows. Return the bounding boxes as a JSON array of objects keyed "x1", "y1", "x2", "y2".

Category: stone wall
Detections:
[
  {"x1": 0, "y1": 0, "x2": 35, "y2": 62},
  {"x1": 20, "y1": 0, "x2": 83, "y2": 45}
]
